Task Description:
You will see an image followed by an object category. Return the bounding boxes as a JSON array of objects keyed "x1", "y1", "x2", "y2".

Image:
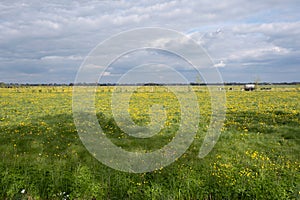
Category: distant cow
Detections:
[{"x1": 244, "y1": 84, "x2": 255, "y2": 91}]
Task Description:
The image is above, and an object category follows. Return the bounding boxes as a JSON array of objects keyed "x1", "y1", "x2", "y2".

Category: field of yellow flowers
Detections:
[{"x1": 0, "y1": 85, "x2": 299, "y2": 199}]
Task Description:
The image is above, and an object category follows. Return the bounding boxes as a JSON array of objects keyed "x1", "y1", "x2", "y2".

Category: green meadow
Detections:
[{"x1": 0, "y1": 86, "x2": 299, "y2": 199}]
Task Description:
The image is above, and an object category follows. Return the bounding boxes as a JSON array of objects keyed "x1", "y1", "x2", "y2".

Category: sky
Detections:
[{"x1": 1, "y1": 0, "x2": 300, "y2": 83}]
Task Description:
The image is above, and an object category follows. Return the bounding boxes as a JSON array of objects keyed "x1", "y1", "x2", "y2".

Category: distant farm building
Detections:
[{"x1": 244, "y1": 84, "x2": 255, "y2": 91}]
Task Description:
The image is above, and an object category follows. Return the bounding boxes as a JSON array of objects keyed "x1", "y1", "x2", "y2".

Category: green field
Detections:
[{"x1": 0, "y1": 86, "x2": 299, "y2": 199}]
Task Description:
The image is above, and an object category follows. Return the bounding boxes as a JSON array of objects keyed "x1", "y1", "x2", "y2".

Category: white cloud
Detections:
[
  {"x1": 195, "y1": 22, "x2": 296, "y2": 62},
  {"x1": 102, "y1": 71, "x2": 111, "y2": 76},
  {"x1": 0, "y1": 0, "x2": 299, "y2": 83},
  {"x1": 214, "y1": 60, "x2": 226, "y2": 68},
  {"x1": 41, "y1": 55, "x2": 83, "y2": 61}
]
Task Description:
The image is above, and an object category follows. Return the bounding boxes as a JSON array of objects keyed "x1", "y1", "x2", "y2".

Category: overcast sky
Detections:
[{"x1": 1, "y1": 0, "x2": 299, "y2": 83}]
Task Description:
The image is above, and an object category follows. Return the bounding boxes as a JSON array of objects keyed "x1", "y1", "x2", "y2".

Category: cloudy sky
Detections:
[{"x1": 1, "y1": 0, "x2": 299, "y2": 83}]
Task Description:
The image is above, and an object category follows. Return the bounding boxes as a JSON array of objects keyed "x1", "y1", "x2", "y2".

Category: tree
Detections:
[{"x1": 0, "y1": 82, "x2": 6, "y2": 88}]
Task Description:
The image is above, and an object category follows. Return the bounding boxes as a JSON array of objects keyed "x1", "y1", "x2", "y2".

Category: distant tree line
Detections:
[{"x1": 0, "y1": 82, "x2": 299, "y2": 88}]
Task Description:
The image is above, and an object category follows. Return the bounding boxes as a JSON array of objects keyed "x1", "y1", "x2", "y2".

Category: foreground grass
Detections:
[{"x1": 0, "y1": 86, "x2": 299, "y2": 199}]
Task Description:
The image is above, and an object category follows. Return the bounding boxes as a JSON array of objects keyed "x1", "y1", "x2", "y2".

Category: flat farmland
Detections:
[{"x1": 0, "y1": 85, "x2": 299, "y2": 199}]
